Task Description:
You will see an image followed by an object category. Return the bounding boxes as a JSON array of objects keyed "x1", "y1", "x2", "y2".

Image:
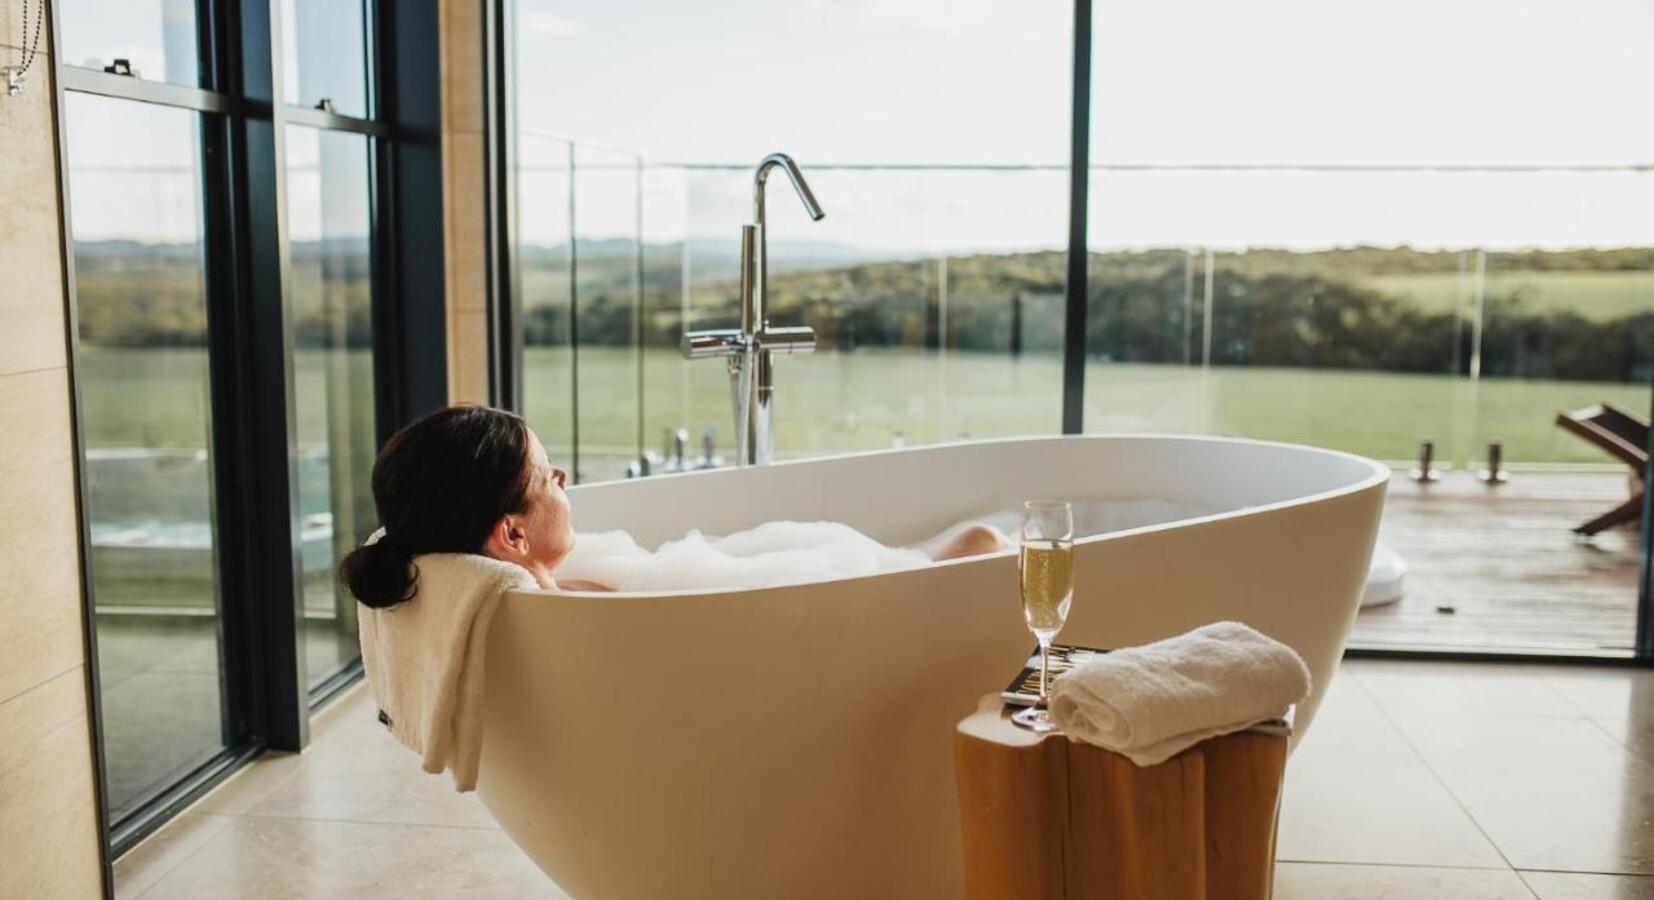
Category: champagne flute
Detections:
[{"x1": 1012, "y1": 500, "x2": 1075, "y2": 733}]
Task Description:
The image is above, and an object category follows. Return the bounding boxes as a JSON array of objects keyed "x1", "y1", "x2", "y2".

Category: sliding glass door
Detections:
[
  {"x1": 63, "y1": 90, "x2": 229, "y2": 824},
  {"x1": 281, "y1": 0, "x2": 379, "y2": 694},
  {"x1": 286, "y1": 124, "x2": 377, "y2": 693},
  {"x1": 56, "y1": 0, "x2": 445, "y2": 858}
]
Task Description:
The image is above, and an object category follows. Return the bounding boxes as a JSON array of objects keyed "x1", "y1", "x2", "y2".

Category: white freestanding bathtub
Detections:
[{"x1": 477, "y1": 435, "x2": 1387, "y2": 899}]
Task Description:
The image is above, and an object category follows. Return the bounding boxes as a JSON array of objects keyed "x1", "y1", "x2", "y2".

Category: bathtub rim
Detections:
[{"x1": 544, "y1": 432, "x2": 1390, "y2": 599}]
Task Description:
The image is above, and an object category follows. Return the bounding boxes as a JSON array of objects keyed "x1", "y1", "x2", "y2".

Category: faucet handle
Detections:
[
  {"x1": 682, "y1": 329, "x2": 747, "y2": 359},
  {"x1": 756, "y1": 324, "x2": 815, "y2": 355}
]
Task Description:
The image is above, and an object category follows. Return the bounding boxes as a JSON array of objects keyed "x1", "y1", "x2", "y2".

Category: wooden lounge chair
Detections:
[{"x1": 1554, "y1": 403, "x2": 1648, "y2": 535}]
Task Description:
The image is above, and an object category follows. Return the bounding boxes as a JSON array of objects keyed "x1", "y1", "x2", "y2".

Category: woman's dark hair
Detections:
[{"x1": 339, "y1": 405, "x2": 537, "y2": 609}]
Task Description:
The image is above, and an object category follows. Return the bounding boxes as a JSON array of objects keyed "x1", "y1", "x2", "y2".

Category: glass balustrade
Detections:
[
  {"x1": 509, "y1": 152, "x2": 1652, "y2": 655},
  {"x1": 507, "y1": 0, "x2": 1651, "y2": 656}
]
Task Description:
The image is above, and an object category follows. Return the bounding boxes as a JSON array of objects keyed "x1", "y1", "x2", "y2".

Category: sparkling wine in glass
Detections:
[{"x1": 1013, "y1": 500, "x2": 1075, "y2": 733}]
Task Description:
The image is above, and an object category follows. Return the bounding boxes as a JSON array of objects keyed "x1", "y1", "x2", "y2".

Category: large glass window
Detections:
[
  {"x1": 64, "y1": 91, "x2": 227, "y2": 820},
  {"x1": 503, "y1": 0, "x2": 1652, "y2": 657},
  {"x1": 1084, "y1": 0, "x2": 1654, "y2": 654},
  {"x1": 286, "y1": 125, "x2": 377, "y2": 690},
  {"x1": 57, "y1": 0, "x2": 433, "y2": 853},
  {"x1": 509, "y1": 0, "x2": 1073, "y2": 474}
]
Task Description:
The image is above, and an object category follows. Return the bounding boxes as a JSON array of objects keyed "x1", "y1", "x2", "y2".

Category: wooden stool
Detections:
[{"x1": 953, "y1": 695, "x2": 1288, "y2": 900}]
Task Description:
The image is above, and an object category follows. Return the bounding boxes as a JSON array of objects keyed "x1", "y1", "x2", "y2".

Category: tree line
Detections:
[
  {"x1": 74, "y1": 241, "x2": 1654, "y2": 383},
  {"x1": 524, "y1": 247, "x2": 1653, "y2": 383}
]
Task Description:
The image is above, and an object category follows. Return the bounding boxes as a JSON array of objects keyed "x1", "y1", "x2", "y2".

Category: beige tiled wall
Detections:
[
  {"x1": 441, "y1": 0, "x2": 491, "y2": 405},
  {"x1": 0, "y1": 0, "x2": 108, "y2": 897}
]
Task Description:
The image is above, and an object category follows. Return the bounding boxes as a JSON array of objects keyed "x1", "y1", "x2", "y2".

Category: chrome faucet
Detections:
[{"x1": 682, "y1": 153, "x2": 825, "y2": 466}]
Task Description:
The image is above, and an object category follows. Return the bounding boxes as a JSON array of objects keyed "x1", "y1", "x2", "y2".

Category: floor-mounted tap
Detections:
[{"x1": 682, "y1": 153, "x2": 825, "y2": 466}]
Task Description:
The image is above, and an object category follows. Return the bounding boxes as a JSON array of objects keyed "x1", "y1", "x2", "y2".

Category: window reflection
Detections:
[
  {"x1": 286, "y1": 125, "x2": 377, "y2": 690},
  {"x1": 281, "y1": 0, "x2": 369, "y2": 116},
  {"x1": 59, "y1": 0, "x2": 199, "y2": 85},
  {"x1": 64, "y1": 92, "x2": 226, "y2": 819}
]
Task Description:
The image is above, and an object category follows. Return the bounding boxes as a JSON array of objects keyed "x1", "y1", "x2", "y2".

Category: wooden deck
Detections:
[{"x1": 1351, "y1": 470, "x2": 1643, "y2": 654}]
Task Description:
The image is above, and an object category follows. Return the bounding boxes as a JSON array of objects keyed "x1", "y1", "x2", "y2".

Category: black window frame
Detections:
[{"x1": 50, "y1": 0, "x2": 450, "y2": 885}]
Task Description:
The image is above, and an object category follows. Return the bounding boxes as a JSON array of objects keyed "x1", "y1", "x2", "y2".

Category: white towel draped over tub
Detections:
[
  {"x1": 358, "y1": 553, "x2": 538, "y2": 791},
  {"x1": 1048, "y1": 621, "x2": 1312, "y2": 766}
]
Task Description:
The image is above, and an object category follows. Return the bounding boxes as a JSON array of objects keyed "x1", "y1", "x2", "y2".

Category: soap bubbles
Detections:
[{"x1": 553, "y1": 499, "x2": 1223, "y2": 593}]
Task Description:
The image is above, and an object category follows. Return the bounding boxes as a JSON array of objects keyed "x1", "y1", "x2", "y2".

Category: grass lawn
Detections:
[
  {"x1": 80, "y1": 345, "x2": 1650, "y2": 479},
  {"x1": 1364, "y1": 270, "x2": 1654, "y2": 321},
  {"x1": 523, "y1": 347, "x2": 1650, "y2": 479},
  {"x1": 78, "y1": 345, "x2": 1652, "y2": 473}
]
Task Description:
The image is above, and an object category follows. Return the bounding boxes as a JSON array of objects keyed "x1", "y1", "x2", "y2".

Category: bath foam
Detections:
[
  {"x1": 557, "y1": 499, "x2": 1225, "y2": 593},
  {"x1": 555, "y1": 521, "x2": 933, "y2": 592}
]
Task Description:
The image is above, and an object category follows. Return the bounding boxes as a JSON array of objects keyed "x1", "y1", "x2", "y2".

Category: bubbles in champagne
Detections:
[{"x1": 1020, "y1": 539, "x2": 1074, "y2": 635}]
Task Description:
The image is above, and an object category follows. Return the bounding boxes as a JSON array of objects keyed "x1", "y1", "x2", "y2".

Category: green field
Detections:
[
  {"x1": 79, "y1": 346, "x2": 1650, "y2": 481},
  {"x1": 1365, "y1": 270, "x2": 1654, "y2": 320},
  {"x1": 79, "y1": 346, "x2": 374, "y2": 451},
  {"x1": 79, "y1": 347, "x2": 376, "y2": 558},
  {"x1": 78, "y1": 346, "x2": 1650, "y2": 480},
  {"x1": 517, "y1": 346, "x2": 1648, "y2": 479}
]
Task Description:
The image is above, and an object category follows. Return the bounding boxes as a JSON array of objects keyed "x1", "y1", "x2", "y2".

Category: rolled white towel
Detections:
[{"x1": 1048, "y1": 621, "x2": 1311, "y2": 766}]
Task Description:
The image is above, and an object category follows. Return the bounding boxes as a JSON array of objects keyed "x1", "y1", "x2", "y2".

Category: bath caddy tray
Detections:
[{"x1": 1000, "y1": 644, "x2": 1109, "y2": 707}]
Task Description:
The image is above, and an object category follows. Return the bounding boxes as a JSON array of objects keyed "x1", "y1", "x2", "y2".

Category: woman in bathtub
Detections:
[{"x1": 340, "y1": 405, "x2": 1008, "y2": 605}]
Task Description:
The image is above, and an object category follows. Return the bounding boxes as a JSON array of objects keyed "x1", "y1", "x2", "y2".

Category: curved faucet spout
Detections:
[
  {"x1": 680, "y1": 151, "x2": 825, "y2": 467},
  {"x1": 754, "y1": 152, "x2": 826, "y2": 224}
]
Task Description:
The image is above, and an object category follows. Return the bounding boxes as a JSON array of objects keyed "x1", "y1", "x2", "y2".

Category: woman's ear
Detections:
[{"x1": 484, "y1": 515, "x2": 530, "y2": 560}]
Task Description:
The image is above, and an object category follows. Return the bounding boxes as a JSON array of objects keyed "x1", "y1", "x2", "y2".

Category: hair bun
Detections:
[
  {"x1": 338, "y1": 405, "x2": 535, "y2": 608},
  {"x1": 339, "y1": 535, "x2": 417, "y2": 609}
]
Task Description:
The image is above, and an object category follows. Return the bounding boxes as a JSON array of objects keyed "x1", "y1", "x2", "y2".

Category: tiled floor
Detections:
[{"x1": 115, "y1": 659, "x2": 1654, "y2": 899}]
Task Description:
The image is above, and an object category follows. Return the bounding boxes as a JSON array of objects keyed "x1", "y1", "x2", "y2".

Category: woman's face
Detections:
[{"x1": 494, "y1": 431, "x2": 575, "y2": 587}]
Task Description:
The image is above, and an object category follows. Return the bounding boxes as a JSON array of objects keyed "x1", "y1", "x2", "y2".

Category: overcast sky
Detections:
[
  {"x1": 515, "y1": 0, "x2": 1654, "y2": 167},
  {"x1": 511, "y1": 0, "x2": 1654, "y2": 252},
  {"x1": 52, "y1": 0, "x2": 1654, "y2": 252}
]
